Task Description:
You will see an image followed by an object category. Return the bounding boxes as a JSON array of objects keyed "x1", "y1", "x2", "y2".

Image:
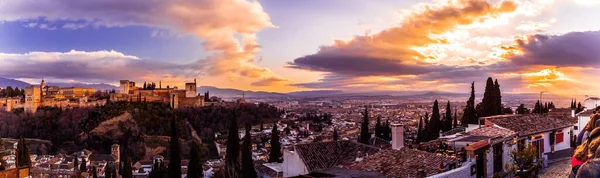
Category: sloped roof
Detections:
[
  {"x1": 340, "y1": 148, "x2": 457, "y2": 178},
  {"x1": 468, "y1": 126, "x2": 516, "y2": 139},
  {"x1": 294, "y1": 141, "x2": 380, "y2": 172},
  {"x1": 482, "y1": 114, "x2": 574, "y2": 136},
  {"x1": 465, "y1": 140, "x2": 489, "y2": 151}
]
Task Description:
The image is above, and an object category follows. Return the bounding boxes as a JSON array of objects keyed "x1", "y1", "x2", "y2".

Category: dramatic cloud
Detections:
[
  {"x1": 0, "y1": 0, "x2": 282, "y2": 84},
  {"x1": 251, "y1": 76, "x2": 289, "y2": 87},
  {"x1": 506, "y1": 31, "x2": 600, "y2": 68},
  {"x1": 0, "y1": 50, "x2": 184, "y2": 84},
  {"x1": 288, "y1": 0, "x2": 518, "y2": 77}
]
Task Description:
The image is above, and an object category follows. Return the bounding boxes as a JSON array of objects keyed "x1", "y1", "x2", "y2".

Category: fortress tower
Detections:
[{"x1": 185, "y1": 78, "x2": 197, "y2": 98}]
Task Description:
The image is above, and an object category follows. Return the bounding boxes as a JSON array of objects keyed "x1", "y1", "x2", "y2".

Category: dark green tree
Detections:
[
  {"x1": 120, "y1": 129, "x2": 133, "y2": 178},
  {"x1": 17, "y1": 137, "x2": 31, "y2": 168},
  {"x1": 333, "y1": 129, "x2": 339, "y2": 141},
  {"x1": 225, "y1": 110, "x2": 241, "y2": 178},
  {"x1": 74, "y1": 156, "x2": 79, "y2": 171},
  {"x1": 260, "y1": 121, "x2": 264, "y2": 131},
  {"x1": 168, "y1": 116, "x2": 182, "y2": 178},
  {"x1": 424, "y1": 112, "x2": 429, "y2": 127},
  {"x1": 80, "y1": 157, "x2": 87, "y2": 172},
  {"x1": 494, "y1": 79, "x2": 503, "y2": 115},
  {"x1": 453, "y1": 110, "x2": 458, "y2": 129},
  {"x1": 480, "y1": 77, "x2": 500, "y2": 117},
  {"x1": 268, "y1": 122, "x2": 282, "y2": 163},
  {"x1": 360, "y1": 106, "x2": 370, "y2": 144},
  {"x1": 375, "y1": 115, "x2": 382, "y2": 138},
  {"x1": 427, "y1": 100, "x2": 442, "y2": 141},
  {"x1": 516, "y1": 104, "x2": 529, "y2": 114},
  {"x1": 577, "y1": 102, "x2": 584, "y2": 114},
  {"x1": 188, "y1": 141, "x2": 203, "y2": 178},
  {"x1": 462, "y1": 82, "x2": 478, "y2": 125},
  {"x1": 416, "y1": 117, "x2": 423, "y2": 143},
  {"x1": 241, "y1": 124, "x2": 257, "y2": 178},
  {"x1": 443, "y1": 101, "x2": 452, "y2": 132},
  {"x1": 533, "y1": 100, "x2": 541, "y2": 114}
]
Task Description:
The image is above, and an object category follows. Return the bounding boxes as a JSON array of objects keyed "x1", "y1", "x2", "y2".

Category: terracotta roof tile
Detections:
[
  {"x1": 482, "y1": 114, "x2": 574, "y2": 136},
  {"x1": 294, "y1": 141, "x2": 380, "y2": 172},
  {"x1": 468, "y1": 126, "x2": 516, "y2": 138},
  {"x1": 465, "y1": 140, "x2": 488, "y2": 151},
  {"x1": 340, "y1": 148, "x2": 457, "y2": 178}
]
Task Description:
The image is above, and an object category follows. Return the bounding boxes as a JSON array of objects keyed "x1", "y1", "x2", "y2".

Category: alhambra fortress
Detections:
[{"x1": 0, "y1": 79, "x2": 239, "y2": 113}]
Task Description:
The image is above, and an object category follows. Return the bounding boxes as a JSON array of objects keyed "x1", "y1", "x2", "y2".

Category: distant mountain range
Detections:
[
  {"x1": 47, "y1": 82, "x2": 118, "y2": 91},
  {"x1": 0, "y1": 77, "x2": 119, "y2": 91},
  {"x1": 0, "y1": 77, "x2": 30, "y2": 89}
]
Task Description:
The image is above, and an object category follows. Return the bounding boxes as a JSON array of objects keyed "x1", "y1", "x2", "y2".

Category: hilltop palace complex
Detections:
[{"x1": 0, "y1": 79, "x2": 206, "y2": 113}]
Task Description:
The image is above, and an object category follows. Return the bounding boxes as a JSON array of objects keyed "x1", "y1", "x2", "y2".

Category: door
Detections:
[
  {"x1": 493, "y1": 143, "x2": 503, "y2": 173},
  {"x1": 476, "y1": 152, "x2": 485, "y2": 178},
  {"x1": 532, "y1": 139, "x2": 544, "y2": 158}
]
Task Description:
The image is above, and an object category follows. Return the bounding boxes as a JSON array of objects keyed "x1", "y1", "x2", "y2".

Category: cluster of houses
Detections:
[{"x1": 255, "y1": 107, "x2": 582, "y2": 178}]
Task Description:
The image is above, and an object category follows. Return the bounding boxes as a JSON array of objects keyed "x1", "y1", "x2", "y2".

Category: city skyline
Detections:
[{"x1": 1, "y1": 0, "x2": 600, "y2": 96}]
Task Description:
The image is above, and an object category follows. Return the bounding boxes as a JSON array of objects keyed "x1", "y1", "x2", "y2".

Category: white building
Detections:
[{"x1": 584, "y1": 95, "x2": 600, "y2": 109}]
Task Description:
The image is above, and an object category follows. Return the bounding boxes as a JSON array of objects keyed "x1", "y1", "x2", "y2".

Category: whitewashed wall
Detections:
[
  {"x1": 428, "y1": 161, "x2": 476, "y2": 178},
  {"x1": 282, "y1": 150, "x2": 309, "y2": 177}
]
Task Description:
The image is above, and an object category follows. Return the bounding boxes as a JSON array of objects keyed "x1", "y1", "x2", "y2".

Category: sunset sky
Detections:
[{"x1": 0, "y1": 0, "x2": 599, "y2": 95}]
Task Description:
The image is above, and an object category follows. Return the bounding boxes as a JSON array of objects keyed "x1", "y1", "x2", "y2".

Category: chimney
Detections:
[
  {"x1": 391, "y1": 124, "x2": 404, "y2": 150},
  {"x1": 572, "y1": 109, "x2": 576, "y2": 118}
]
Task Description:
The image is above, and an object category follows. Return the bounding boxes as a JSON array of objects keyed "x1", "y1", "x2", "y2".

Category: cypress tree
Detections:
[
  {"x1": 74, "y1": 156, "x2": 79, "y2": 171},
  {"x1": 188, "y1": 141, "x2": 203, "y2": 178},
  {"x1": 268, "y1": 122, "x2": 282, "y2": 163},
  {"x1": 444, "y1": 101, "x2": 452, "y2": 131},
  {"x1": 453, "y1": 110, "x2": 458, "y2": 129},
  {"x1": 533, "y1": 100, "x2": 541, "y2": 114},
  {"x1": 120, "y1": 129, "x2": 133, "y2": 178},
  {"x1": 427, "y1": 100, "x2": 442, "y2": 140},
  {"x1": 333, "y1": 129, "x2": 339, "y2": 141},
  {"x1": 17, "y1": 137, "x2": 31, "y2": 168},
  {"x1": 424, "y1": 112, "x2": 429, "y2": 129},
  {"x1": 225, "y1": 111, "x2": 241, "y2": 177},
  {"x1": 462, "y1": 82, "x2": 477, "y2": 125},
  {"x1": 375, "y1": 115, "x2": 382, "y2": 138},
  {"x1": 416, "y1": 117, "x2": 423, "y2": 143},
  {"x1": 260, "y1": 122, "x2": 264, "y2": 131},
  {"x1": 480, "y1": 77, "x2": 496, "y2": 117},
  {"x1": 386, "y1": 120, "x2": 392, "y2": 141},
  {"x1": 168, "y1": 116, "x2": 182, "y2": 178},
  {"x1": 494, "y1": 79, "x2": 503, "y2": 115},
  {"x1": 80, "y1": 157, "x2": 87, "y2": 172},
  {"x1": 360, "y1": 106, "x2": 370, "y2": 144},
  {"x1": 241, "y1": 124, "x2": 257, "y2": 178}
]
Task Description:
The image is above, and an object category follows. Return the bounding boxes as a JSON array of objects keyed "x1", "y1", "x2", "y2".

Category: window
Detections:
[{"x1": 556, "y1": 132, "x2": 564, "y2": 144}]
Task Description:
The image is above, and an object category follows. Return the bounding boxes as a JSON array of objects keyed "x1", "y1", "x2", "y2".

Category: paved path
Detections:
[{"x1": 539, "y1": 157, "x2": 571, "y2": 178}]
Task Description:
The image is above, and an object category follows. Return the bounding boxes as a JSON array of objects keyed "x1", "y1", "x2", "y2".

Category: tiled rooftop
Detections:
[
  {"x1": 467, "y1": 126, "x2": 516, "y2": 138},
  {"x1": 340, "y1": 148, "x2": 457, "y2": 178},
  {"x1": 294, "y1": 141, "x2": 380, "y2": 172},
  {"x1": 482, "y1": 114, "x2": 574, "y2": 136}
]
